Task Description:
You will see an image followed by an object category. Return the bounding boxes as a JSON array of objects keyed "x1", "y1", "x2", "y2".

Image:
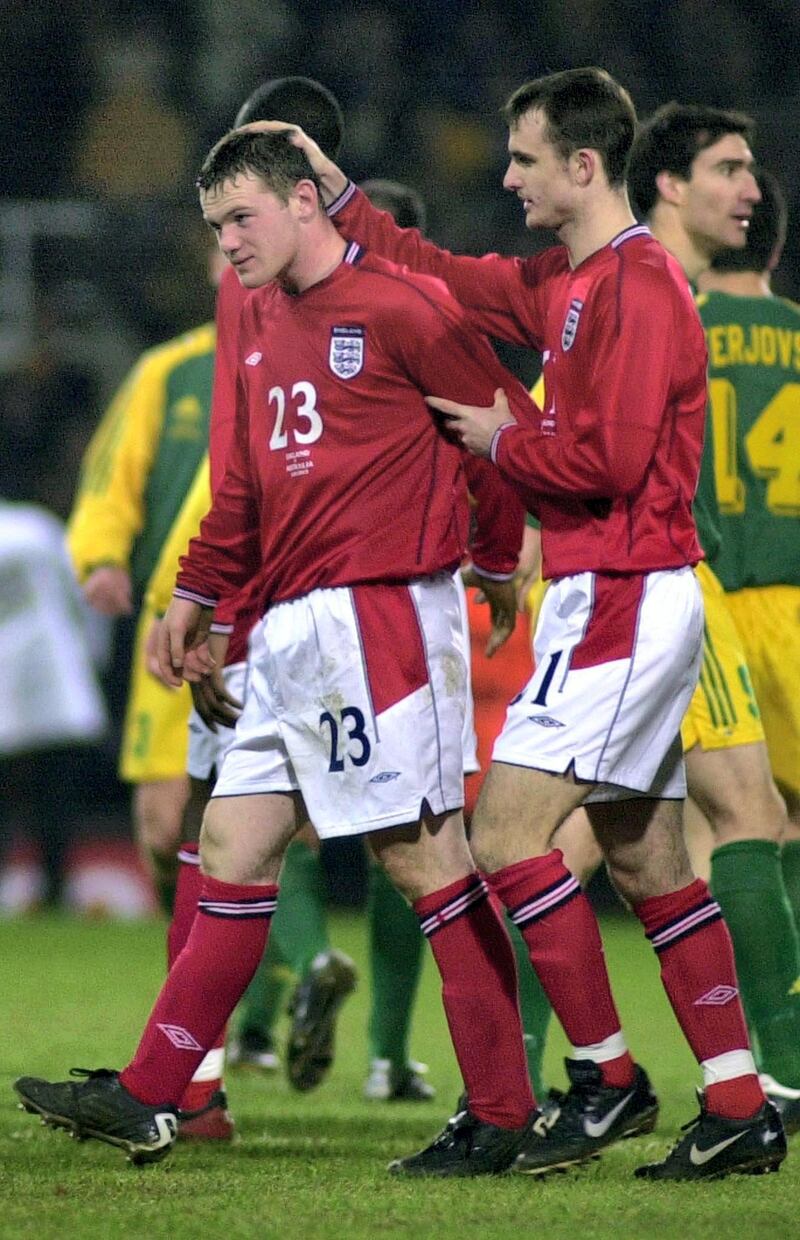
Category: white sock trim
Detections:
[
  {"x1": 191, "y1": 1047, "x2": 225, "y2": 1083},
  {"x1": 702, "y1": 1049, "x2": 757, "y2": 1086},
  {"x1": 570, "y1": 1030, "x2": 628, "y2": 1064}
]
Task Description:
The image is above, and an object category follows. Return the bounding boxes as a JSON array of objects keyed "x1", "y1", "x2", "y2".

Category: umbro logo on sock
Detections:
[
  {"x1": 157, "y1": 1024, "x2": 204, "y2": 1051},
  {"x1": 693, "y1": 986, "x2": 738, "y2": 1006}
]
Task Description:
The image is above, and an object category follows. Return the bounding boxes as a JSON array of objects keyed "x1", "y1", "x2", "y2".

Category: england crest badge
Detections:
[
  {"x1": 329, "y1": 326, "x2": 365, "y2": 379},
  {"x1": 561, "y1": 298, "x2": 584, "y2": 351}
]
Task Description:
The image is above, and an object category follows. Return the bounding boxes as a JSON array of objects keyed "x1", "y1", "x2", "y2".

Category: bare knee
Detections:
[
  {"x1": 589, "y1": 799, "x2": 694, "y2": 907},
  {"x1": 199, "y1": 793, "x2": 297, "y2": 885},
  {"x1": 369, "y1": 812, "x2": 475, "y2": 903},
  {"x1": 470, "y1": 762, "x2": 586, "y2": 874},
  {"x1": 687, "y1": 745, "x2": 787, "y2": 844},
  {"x1": 552, "y1": 808, "x2": 604, "y2": 888},
  {"x1": 134, "y1": 778, "x2": 189, "y2": 863}
]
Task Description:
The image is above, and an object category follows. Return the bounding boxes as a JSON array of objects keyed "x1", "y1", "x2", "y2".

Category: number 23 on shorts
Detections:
[{"x1": 319, "y1": 705, "x2": 372, "y2": 772}]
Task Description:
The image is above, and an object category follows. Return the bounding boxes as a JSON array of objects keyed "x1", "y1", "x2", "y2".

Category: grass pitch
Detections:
[{"x1": 0, "y1": 910, "x2": 794, "y2": 1239}]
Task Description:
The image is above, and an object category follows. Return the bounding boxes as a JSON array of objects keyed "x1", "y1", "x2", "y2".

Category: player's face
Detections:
[
  {"x1": 201, "y1": 171, "x2": 299, "y2": 288},
  {"x1": 679, "y1": 133, "x2": 760, "y2": 256},
  {"x1": 503, "y1": 109, "x2": 575, "y2": 230}
]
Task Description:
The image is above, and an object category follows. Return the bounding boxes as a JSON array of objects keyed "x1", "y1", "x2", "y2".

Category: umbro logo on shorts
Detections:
[
  {"x1": 527, "y1": 714, "x2": 566, "y2": 728},
  {"x1": 369, "y1": 770, "x2": 401, "y2": 783},
  {"x1": 245, "y1": 351, "x2": 262, "y2": 366}
]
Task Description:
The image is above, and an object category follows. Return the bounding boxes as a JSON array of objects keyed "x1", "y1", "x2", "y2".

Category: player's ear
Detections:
[
  {"x1": 293, "y1": 179, "x2": 323, "y2": 220},
  {"x1": 572, "y1": 148, "x2": 597, "y2": 187},
  {"x1": 655, "y1": 169, "x2": 686, "y2": 207}
]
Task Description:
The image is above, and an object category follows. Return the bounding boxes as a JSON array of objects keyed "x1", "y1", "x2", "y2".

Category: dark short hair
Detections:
[
  {"x1": 197, "y1": 130, "x2": 320, "y2": 203},
  {"x1": 502, "y1": 67, "x2": 636, "y2": 187},
  {"x1": 234, "y1": 76, "x2": 344, "y2": 159},
  {"x1": 361, "y1": 178, "x2": 427, "y2": 231},
  {"x1": 628, "y1": 102, "x2": 755, "y2": 218},
  {"x1": 711, "y1": 168, "x2": 787, "y2": 273}
]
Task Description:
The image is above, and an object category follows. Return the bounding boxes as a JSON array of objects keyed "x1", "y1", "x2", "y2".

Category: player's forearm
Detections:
[
  {"x1": 175, "y1": 521, "x2": 260, "y2": 610},
  {"x1": 492, "y1": 422, "x2": 659, "y2": 499},
  {"x1": 327, "y1": 185, "x2": 537, "y2": 348},
  {"x1": 464, "y1": 455, "x2": 525, "y2": 577}
]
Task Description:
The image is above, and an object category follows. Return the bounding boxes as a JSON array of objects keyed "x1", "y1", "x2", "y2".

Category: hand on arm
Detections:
[
  {"x1": 83, "y1": 565, "x2": 133, "y2": 616},
  {"x1": 188, "y1": 632, "x2": 242, "y2": 731},
  {"x1": 145, "y1": 615, "x2": 171, "y2": 684},
  {"x1": 426, "y1": 389, "x2": 517, "y2": 458},
  {"x1": 157, "y1": 597, "x2": 215, "y2": 688}
]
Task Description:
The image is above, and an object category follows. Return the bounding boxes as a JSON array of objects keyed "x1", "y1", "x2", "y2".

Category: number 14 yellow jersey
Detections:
[{"x1": 697, "y1": 289, "x2": 800, "y2": 590}]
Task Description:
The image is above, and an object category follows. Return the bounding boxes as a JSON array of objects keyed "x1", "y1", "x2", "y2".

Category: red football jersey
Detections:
[
  {"x1": 210, "y1": 263, "x2": 248, "y2": 495},
  {"x1": 178, "y1": 246, "x2": 531, "y2": 611},
  {"x1": 208, "y1": 265, "x2": 259, "y2": 661},
  {"x1": 328, "y1": 185, "x2": 707, "y2": 579}
]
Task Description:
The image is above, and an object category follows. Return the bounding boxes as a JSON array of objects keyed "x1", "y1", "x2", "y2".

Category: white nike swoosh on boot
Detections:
[
  {"x1": 689, "y1": 1130, "x2": 746, "y2": 1166},
  {"x1": 584, "y1": 1091, "x2": 635, "y2": 1138}
]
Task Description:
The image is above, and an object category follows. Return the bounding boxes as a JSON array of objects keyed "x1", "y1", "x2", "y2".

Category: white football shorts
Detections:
[
  {"x1": 212, "y1": 573, "x2": 468, "y2": 838},
  {"x1": 493, "y1": 566, "x2": 703, "y2": 802},
  {"x1": 187, "y1": 661, "x2": 248, "y2": 781},
  {"x1": 454, "y1": 568, "x2": 479, "y2": 775}
]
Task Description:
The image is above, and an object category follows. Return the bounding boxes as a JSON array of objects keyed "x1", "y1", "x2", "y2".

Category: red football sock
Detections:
[
  {"x1": 166, "y1": 843, "x2": 202, "y2": 968},
  {"x1": 636, "y1": 878, "x2": 764, "y2": 1120},
  {"x1": 489, "y1": 850, "x2": 634, "y2": 1089},
  {"x1": 415, "y1": 872, "x2": 534, "y2": 1128},
  {"x1": 120, "y1": 875, "x2": 277, "y2": 1106},
  {"x1": 167, "y1": 845, "x2": 227, "y2": 1108}
]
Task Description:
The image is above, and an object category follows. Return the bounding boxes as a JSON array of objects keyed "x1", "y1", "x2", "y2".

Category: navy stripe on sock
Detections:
[{"x1": 418, "y1": 877, "x2": 488, "y2": 938}]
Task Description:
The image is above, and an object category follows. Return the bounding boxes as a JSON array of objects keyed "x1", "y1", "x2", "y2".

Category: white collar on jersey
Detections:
[{"x1": 611, "y1": 224, "x2": 652, "y2": 249}]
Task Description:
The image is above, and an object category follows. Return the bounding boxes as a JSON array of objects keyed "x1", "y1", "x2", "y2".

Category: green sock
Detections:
[
  {"x1": 269, "y1": 840, "x2": 329, "y2": 977},
  {"x1": 154, "y1": 876, "x2": 176, "y2": 918},
  {"x1": 506, "y1": 913, "x2": 551, "y2": 1099},
  {"x1": 237, "y1": 935, "x2": 292, "y2": 1040},
  {"x1": 711, "y1": 839, "x2": 800, "y2": 1085},
  {"x1": 367, "y1": 864, "x2": 423, "y2": 1068},
  {"x1": 780, "y1": 841, "x2": 800, "y2": 929}
]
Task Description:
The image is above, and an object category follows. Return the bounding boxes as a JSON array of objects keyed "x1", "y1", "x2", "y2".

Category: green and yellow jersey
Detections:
[
  {"x1": 145, "y1": 454, "x2": 211, "y2": 617},
  {"x1": 697, "y1": 290, "x2": 800, "y2": 590},
  {"x1": 67, "y1": 323, "x2": 215, "y2": 598}
]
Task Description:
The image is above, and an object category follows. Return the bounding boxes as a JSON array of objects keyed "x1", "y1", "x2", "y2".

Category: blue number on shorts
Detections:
[
  {"x1": 342, "y1": 706, "x2": 371, "y2": 767},
  {"x1": 532, "y1": 651, "x2": 562, "y2": 707},
  {"x1": 320, "y1": 707, "x2": 372, "y2": 772},
  {"x1": 319, "y1": 711, "x2": 345, "y2": 772}
]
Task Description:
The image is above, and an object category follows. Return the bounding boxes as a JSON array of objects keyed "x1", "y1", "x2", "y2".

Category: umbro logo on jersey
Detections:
[
  {"x1": 693, "y1": 985, "x2": 739, "y2": 1006},
  {"x1": 245, "y1": 351, "x2": 262, "y2": 366},
  {"x1": 369, "y1": 771, "x2": 401, "y2": 783},
  {"x1": 561, "y1": 298, "x2": 584, "y2": 351},
  {"x1": 330, "y1": 326, "x2": 364, "y2": 378},
  {"x1": 528, "y1": 714, "x2": 565, "y2": 728}
]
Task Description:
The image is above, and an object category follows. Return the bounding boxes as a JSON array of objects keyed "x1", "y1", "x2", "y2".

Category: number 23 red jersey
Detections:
[{"x1": 177, "y1": 244, "x2": 532, "y2": 611}]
